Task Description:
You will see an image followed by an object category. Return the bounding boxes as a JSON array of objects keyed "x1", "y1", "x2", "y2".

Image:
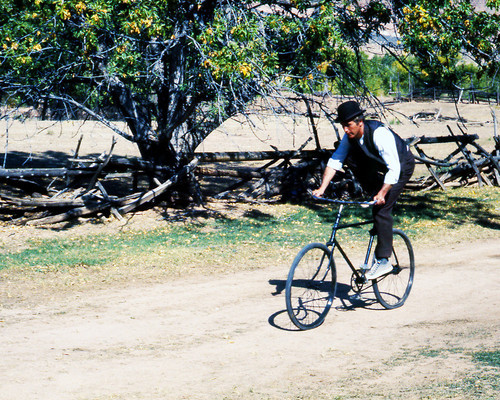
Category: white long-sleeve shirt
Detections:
[{"x1": 327, "y1": 124, "x2": 402, "y2": 185}]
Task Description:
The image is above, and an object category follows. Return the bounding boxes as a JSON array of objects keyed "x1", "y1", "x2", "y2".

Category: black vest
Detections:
[{"x1": 347, "y1": 120, "x2": 411, "y2": 175}]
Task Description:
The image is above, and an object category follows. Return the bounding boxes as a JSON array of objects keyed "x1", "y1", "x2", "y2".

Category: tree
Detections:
[
  {"x1": 0, "y1": 1, "x2": 392, "y2": 169},
  {"x1": 395, "y1": 0, "x2": 500, "y2": 88},
  {"x1": 0, "y1": 0, "x2": 499, "y2": 175}
]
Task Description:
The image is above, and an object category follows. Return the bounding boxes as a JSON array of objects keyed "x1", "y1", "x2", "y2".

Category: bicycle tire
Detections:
[
  {"x1": 373, "y1": 229, "x2": 415, "y2": 309},
  {"x1": 285, "y1": 243, "x2": 337, "y2": 330}
]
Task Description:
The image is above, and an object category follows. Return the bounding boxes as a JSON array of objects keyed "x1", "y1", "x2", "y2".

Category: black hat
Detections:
[{"x1": 335, "y1": 101, "x2": 365, "y2": 123}]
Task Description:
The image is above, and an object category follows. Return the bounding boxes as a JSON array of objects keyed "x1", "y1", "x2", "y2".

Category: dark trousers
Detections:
[{"x1": 372, "y1": 154, "x2": 415, "y2": 258}]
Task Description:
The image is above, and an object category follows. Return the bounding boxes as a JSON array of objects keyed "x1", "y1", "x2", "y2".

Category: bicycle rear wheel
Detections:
[
  {"x1": 285, "y1": 243, "x2": 337, "y2": 330},
  {"x1": 373, "y1": 229, "x2": 415, "y2": 309}
]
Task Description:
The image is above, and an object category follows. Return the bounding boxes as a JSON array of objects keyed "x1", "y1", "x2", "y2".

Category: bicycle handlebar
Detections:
[{"x1": 307, "y1": 189, "x2": 376, "y2": 207}]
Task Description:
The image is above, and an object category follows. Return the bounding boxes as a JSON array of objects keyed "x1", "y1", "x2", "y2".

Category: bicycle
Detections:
[{"x1": 285, "y1": 194, "x2": 415, "y2": 330}]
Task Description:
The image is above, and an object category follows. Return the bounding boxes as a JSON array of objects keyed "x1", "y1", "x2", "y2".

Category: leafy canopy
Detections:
[
  {"x1": 0, "y1": 1, "x2": 499, "y2": 164},
  {"x1": 0, "y1": 1, "x2": 391, "y2": 104},
  {"x1": 396, "y1": 0, "x2": 500, "y2": 86}
]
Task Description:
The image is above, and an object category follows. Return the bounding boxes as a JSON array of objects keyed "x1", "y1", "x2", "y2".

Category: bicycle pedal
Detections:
[{"x1": 359, "y1": 263, "x2": 370, "y2": 271}]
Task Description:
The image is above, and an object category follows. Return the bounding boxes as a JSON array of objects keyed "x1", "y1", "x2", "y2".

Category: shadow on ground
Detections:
[{"x1": 267, "y1": 280, "x2": 382, "y2": 331}]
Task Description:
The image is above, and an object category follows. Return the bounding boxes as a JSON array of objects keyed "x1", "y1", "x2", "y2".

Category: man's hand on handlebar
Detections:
[
  {"x1": 373, "y1": 193, "x2": 386, "y2": 206},
  {"x1": 311, "y1": 188, "x2": 324, "y2": 198},
  {"x1": 373, "y1": 183, "x2": 392, "y2": 206}
]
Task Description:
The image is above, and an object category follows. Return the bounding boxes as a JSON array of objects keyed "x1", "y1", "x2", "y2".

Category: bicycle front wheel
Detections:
[
  {"x1": 373, "y1": 229, "x2": 415, "y2": 309},
  {"x1": 285, "y1": 243, "x2": 337, "y2": 330}
]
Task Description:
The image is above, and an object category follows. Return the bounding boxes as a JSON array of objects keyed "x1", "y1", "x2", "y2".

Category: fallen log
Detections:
[
  {"x1": 26, "y1": 202, "x2": 111, "y2": 226},
  {"x1": 0, "y1": 168, "x2": 95, "y2": 179},
  {"x1": 411, "y1": 134, "x2": 479, "y2": 144},
  {"x1": 212, "y1": 158, "x2": 282, "y2": 199},
  {"x1": 0, "y1": 194, "x2": 85, "y2": 208},
  {"x1": 118, "y1": 157, "x2": 199, "y2": 214},
  {"x1": 196, "y1": 149, "x2": 331, "y2": 162},
  {"x1": 13, "y1": 159, "x2": 198, "y2": 225},
  {"x1": 412, "y1": 155, "x2": 459, "y2": 167},
  {"x1": 195, "y1": 165, "x2": 266, "y2": 179}
]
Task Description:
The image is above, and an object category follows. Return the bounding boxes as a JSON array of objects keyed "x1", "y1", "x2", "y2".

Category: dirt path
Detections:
[{"x1": 1, "y1": 238, "x2": 499, "y2": 400}]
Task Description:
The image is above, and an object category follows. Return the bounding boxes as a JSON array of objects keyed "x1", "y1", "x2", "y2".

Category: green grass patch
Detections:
[
  {"x1": 0, "y1": 187, "x2": 498, "y2": 275},
  {"x1": 473, "y1": 350, "x2": 500, "y2": 368}
]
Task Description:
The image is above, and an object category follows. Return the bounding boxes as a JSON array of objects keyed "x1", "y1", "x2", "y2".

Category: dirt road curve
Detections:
[{"x1": 1, "y1": 239, "x2": 499, "y2": 400}]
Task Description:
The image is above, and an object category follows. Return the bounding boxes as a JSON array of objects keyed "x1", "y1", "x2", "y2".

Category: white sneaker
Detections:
[{"x1": 365, "y1": 258, "x2": 393, "y2": 280}]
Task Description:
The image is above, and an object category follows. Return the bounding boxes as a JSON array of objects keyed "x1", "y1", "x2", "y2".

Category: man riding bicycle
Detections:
[{"x1": 312, "y1": 100, "x2": 415, "y2": 280}]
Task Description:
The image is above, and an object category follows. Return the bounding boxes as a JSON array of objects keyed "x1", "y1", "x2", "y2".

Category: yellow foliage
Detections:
[
  {"x1": 317, "y1": 60, "x2": 330, "y2": 73},
  {"x1": 239, "y1": 62, "x2": 252, "y2": 77},
  {"x1": 17, "y1": 56, "x2": 32, "y2": 64},
  {"x1": 61, "y1": 9, "x2": 71, "y2": 20},
  {"x1": 75, "y1": 2, "x2": 87, "y2": 14},
  {"x1": 127, "y1": 22, "x2": 140, "y2": 35}
]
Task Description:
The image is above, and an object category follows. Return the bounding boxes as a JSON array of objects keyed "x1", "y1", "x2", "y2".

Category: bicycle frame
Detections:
[{"x1": 323, "y1": 201, "x2": 376, "y2": 282}]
